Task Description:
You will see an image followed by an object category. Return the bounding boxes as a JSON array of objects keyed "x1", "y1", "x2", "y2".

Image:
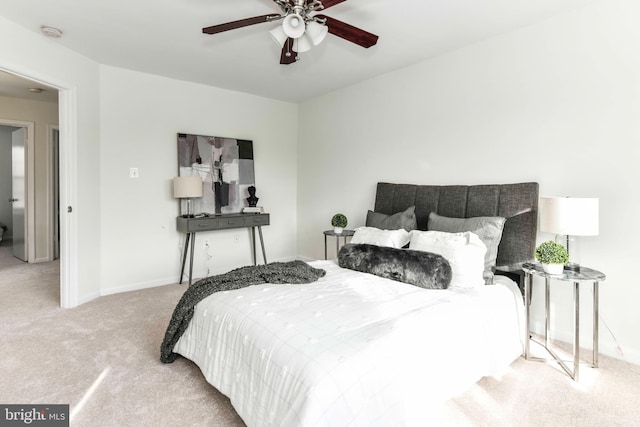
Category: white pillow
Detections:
[
  {"x1": 409, "y1": 230, "x2": 487, "y2": 289},
  {"x1": 350, "y1": 227, "x2": 411, "y2": 248}
]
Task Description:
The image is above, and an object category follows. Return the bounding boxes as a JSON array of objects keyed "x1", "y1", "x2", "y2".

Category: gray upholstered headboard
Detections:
[{"x1": 374, "y1": 182, "x2": 539, "y2": 268}]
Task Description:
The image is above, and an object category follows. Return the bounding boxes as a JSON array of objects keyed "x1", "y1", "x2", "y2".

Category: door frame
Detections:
[
  {"x1": 1, "y1": 120, "x2": 35, "y2": 262},
  {"x1": 0, "y1": 65, "x2": 79, "y2": 308}
]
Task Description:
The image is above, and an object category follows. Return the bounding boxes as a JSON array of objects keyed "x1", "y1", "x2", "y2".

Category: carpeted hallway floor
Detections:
[{"x1": 1, "y1": 241, "x2": 639, "y2": 426}]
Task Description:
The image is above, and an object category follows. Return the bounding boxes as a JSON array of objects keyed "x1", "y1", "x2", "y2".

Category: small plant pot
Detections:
[
  {"x1": 334, "y1": 227, "x2": 343, "y2": 234},
  {"x1": 542, "y1": 263, "x2": 564, "y2": 275}
]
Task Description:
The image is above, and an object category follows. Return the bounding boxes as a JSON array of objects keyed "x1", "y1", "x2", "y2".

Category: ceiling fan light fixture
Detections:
[
  {"x1": 201, "y1": 0, "x2": 378, "y2": 65},
  {"x1": 305, "y1": 21, "x2": 328, "y2": 46},
  {"x1": 269, "y1": 25, "x2": 288, "y2": 46},
  {"x1": 294, "y1": 34, "x2": 313, "y2": 53},
  {"x1": 282, "y1": 13, "x2": 305, "y2": 38}
]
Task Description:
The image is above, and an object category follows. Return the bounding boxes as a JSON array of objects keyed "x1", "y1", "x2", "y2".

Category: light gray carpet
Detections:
[{"x1": 1, "y1": 241, "x2": 639, "y2": 427}]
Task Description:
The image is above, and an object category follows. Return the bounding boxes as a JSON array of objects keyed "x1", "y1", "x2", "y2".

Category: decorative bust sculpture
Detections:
[{"x1": 246, "y1": 186, "x2": 259, "y2": 207}]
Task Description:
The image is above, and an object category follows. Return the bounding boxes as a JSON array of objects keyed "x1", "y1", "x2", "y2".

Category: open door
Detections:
[
  {"x1": 52, "y1": 127, "x2": 60, "y2": 260},
  {"x1": 11, "y1": 127, "x2": 27, "y2": 261}
]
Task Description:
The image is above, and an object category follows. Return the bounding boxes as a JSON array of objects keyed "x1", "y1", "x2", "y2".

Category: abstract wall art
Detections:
[{"x1": 177, "y1": 133, "x2": 255, "y2": 215}]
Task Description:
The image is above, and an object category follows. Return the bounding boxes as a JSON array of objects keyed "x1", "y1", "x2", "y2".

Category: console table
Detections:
[{"x1": 177, "y1": 213, "x2": 269, "y2": 286}]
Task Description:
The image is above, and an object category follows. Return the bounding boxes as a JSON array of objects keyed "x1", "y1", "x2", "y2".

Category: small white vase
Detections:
[
  {"x1": 334, "y1": 227, "x2": 343, "y2": 234},
  {"x1": 542, "y1": 263, "x2": 564, "y2": 275}
]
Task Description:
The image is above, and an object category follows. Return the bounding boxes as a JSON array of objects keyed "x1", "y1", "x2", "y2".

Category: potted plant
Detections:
[
  {"x1": 535, "y1": 241, "x2": 569, "y2": 274},
  {"x1": 331, "y1": 213, "x2": 348, "y2": 234}
]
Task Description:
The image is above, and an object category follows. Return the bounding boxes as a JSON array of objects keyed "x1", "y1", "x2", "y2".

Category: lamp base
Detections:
[{"x1": 564, "y1": 262, "x2": 581, "y2": 273}]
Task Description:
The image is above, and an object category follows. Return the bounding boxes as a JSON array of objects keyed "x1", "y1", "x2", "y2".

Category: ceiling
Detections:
[
  {"x1": 0, "y1": 0, "x2": 592, "y2": 103},
  {"x1": 0, "y1": 70, "x2": 58, "y2": 103}
]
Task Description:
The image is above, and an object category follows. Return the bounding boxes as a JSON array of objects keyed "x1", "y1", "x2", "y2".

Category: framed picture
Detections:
[{"x1": 177, "y1": 133, "x2": 255, "y2": 215}]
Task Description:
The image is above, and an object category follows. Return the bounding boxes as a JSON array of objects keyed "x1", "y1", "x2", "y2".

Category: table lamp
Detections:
[
  {"x1": 539, "y1": 196, "x2": 599, "y2": 272},
  {"x1": 173, "y1": 176, "x2": 203, "y2": 218}
]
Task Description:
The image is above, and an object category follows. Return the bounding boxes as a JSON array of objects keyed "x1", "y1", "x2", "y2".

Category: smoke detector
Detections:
[{"x1": 41, "y1": 26, "x2": 63, "y2": 38}]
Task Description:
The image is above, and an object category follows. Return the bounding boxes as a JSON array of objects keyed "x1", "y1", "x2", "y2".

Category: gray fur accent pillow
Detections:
[{"x1": 338, "y1": 243, "x2": 452, "y2": 290}]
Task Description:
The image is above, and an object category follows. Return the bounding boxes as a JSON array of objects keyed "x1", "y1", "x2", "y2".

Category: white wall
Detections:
[
  {"x1": 98, "y1": 66, "x2": 298, "y2": 293},
  {"x1": 0, "y1": 15, "x2": 299, "y2": 303},
  {"x1": 298, "y1": 0, "x2": 640, "y2": 364},
  {"x1": 0, "y1": 15, "x2": 101, "y2": 305}
]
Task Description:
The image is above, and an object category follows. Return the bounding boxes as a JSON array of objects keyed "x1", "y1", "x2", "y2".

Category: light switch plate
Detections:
[{"x1": 129, "y1": 167, "x2": 139, "y2": 178}]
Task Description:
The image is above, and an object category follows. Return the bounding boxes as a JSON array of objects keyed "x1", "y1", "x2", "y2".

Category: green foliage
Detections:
[
  {"x1": 331, "y1": 213, "x2": 348, "y2": 228},
  {"x1": 535, "y1": 241, "x2": 569, "y2": 264}
]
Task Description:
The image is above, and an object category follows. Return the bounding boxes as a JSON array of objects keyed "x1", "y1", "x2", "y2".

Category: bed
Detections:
[{"x1": 166, "y1": 182, "x2": 539, "y2": 426}]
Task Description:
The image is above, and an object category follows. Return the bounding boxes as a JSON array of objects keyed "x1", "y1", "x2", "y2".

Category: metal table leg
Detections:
[
  {"x1": 573, "y1": 281, "x2": 580, "y2": 381},
  {"x1": 525, "y1": 272, "x2": 531, "y2": 359},
  {"x1": 324, "y1": 235, "x2": 328, "y2": 260},
  {"x1": 251, "y1": 227, "x2": 257, "y2": 265},
  {"x1": 258, "y1": 226, "x2": 267, "y2": 264},
  {"x1": 594, "y1": 281, "x2": 599, "y2": 368},
  {"x1": 179, "y1": 233, "x2": 191, "y2": 284},
  {"x1": 188, "y1": 233, "x2": 196, "y2": 287},
  {"x1": 545, "y1": 277, "x2": 550, "y2": 347}
]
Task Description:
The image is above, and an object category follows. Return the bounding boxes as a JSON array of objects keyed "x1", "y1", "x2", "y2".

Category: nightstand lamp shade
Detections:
[
  {"x1": 173, "y1": 176, "x2": 203, "y2": 218},
  {"x1": 539, "y1": 196, "x2": 599, "y2": 271}
]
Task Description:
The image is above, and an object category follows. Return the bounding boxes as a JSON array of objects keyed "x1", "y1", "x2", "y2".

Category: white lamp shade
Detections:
[
  {"x1": 282, "y1": 13, "x2": 305, "y2": 38},
  {"x1": 173, "y1": 176, "x2": 203, "y2": 198},
  {"x1": 305, "y1": 21, "x2": 328, "y2": 46},
  {"x1": 269, "y1": 25, "x2": 288, "y2": 46},
  {"x1": 539, "y1": 197, "x2": 599, "y2": 236},
  {"x1": 294, "y1": 34, "x2": 313, "y2": 53}
]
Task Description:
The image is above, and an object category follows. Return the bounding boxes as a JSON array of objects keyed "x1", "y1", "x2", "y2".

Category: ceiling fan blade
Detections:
[
  {"x1": 319, "y1": 0, "x2": 347, "y2": 9},
  {"x1": 202, "y1": 14, "x2": 280, "y2": 35},
  {"x1": 280, "y1": 38, "x2": 298, "y2": 64},
  {"x1": 315, "y1": 14, "x2": 378, "y2": 48}
]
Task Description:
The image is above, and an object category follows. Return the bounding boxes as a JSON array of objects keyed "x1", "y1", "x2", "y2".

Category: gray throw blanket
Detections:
[{"x1": 160, "y1": 260, "x2": 326, "y2": 363}]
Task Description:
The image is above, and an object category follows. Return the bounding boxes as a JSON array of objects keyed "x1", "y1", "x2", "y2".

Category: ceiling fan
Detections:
[{"x1": 202, "y1": 0, "x2": 379, "y2": 65}]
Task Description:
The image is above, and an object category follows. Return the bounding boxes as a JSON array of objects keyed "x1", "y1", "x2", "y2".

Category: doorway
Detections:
[
  {"x1": 0, "y1": 121, "x2": 36, "y2": 261},
  {"x1": 0, "y1": 64, "x2": 79, "y2": 308},
  {"x1": 0, "y1": 66, "x2": 73, "y2": 307},
  {"x1": 0, "y1": 124, "x2": 62, "y2": 263}
]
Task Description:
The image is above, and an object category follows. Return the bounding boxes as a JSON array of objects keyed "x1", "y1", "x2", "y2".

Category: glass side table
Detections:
[
  {"x1": 522, "y1": 262, "x2": 606, "y2": 381},
  {"x1": 323, "y1": 229, "x2": 355, "y2": 260}
]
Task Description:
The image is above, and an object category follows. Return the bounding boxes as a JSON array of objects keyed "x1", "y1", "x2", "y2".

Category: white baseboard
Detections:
[
  {"x1": 100, "y1": 276, "x2": 180, "y2": 297},
  {"x1": 531, "y1": 325, "x2": 640, "y2": 366},
  {"x1": 99, "y1": 256, "x2": 306, "y2": 297},
  {"x1": 76, "y1": 290, "x2": 101, "y2": 306},
  {"x1": 601, "y1": 342, "x2": 640, "y2": 366}
]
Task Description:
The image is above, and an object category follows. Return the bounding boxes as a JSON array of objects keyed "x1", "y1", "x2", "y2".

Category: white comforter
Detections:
[{"x1": 174, "y1": 260, "x2": 525, "y2": 426}]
